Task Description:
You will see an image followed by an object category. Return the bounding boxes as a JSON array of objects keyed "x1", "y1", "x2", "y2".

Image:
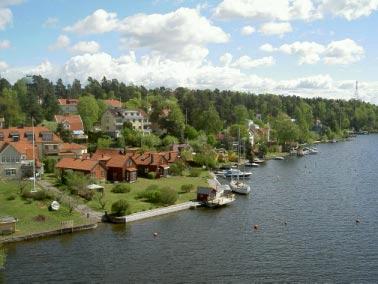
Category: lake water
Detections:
[{"x1": 2, "y1": 135, "x2": 378, "y2": 283}]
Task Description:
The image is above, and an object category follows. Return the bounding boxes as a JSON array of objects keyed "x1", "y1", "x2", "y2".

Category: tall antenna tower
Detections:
[{"x1": 354, "y1": 80, "x2": 359, "y2": 101}]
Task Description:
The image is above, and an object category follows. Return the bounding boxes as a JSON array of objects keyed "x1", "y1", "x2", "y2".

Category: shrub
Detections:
[
  {"x1": 169, "y1": 160, "x2": 186, "y2": 176},
  {"x1": 111, "y1": 184, "x2": 131, "y2": 194},
  {"x1": 43, "y1": 158, "x2": 57, "y2": 173},
  {"x1": 189, "y1": 168, "x2": 201, "y2": 177},
  {"x1": 159, "y1": 187, "x2": 178, "y2": 205},
  {"x1": 6, "y1": 195, "x2": 16, "y2": 201},
  {"x1": 181, "y1": 184, "x2": 195, "y2": 193},
  {"x1": 136, "y1": 189, "x2": 161, "y2": 203},
  {"x1": 147, "y1": 172, "x2": 156, "y2": 179},
  {"x1": 111, "y1": 199, "x2": 129, "y2": 216},
  {"x1": 21, "y1": 189, "x2": 49, "y2": 201}
]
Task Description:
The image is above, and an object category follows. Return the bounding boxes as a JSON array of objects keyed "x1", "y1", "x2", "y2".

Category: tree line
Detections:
[{"x1": 0, "y1": 75, "x2": 377, "y2": 146}]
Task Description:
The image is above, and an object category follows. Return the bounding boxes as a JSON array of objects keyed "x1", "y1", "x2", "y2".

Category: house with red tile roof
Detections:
[
  {"x1": 56, "y1": 157, "x2": 106, "y2": 180},
  {"x1": 0, "y1": 126, "x2": 62, "y2": 157},
  {"x1": 57, "y1": 98, "x2": 79, "y2": 114},
  {"x1": 103, "y1": 99, "x2": 122, "y2": 108},
  {"x1": 0, "y1": 141, "x2": 41, "y2": 179},
  {"x1": 133, "y1": 152, "x2": 170, "y2": 178},
  {"x1": 91, "y1": 148, "x2": 137, "y2": 183},
  {"x1": 59, "y1": 143, "x2": 88, "y2": 158},
  {"x1": 54, "y1": 114, "x2": 88, "y2": 140}
]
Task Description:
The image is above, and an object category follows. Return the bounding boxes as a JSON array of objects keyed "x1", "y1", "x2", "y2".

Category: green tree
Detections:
[
  {"x1": 97, "y1": 137, "x2": 112, "y2": 148},
  {"x1": 0, "y1": 88, "x2": 25, "y2": 126},
  {"x1": 272, "y1": 113, "x2": 300, "y2": 145},
  {"x1": 111, "y1": 199, "x2": 129, "y2": 216},
  {"x1": 78, "y1": 95, "x2": 100, "y2": 131},
  {"x1": 233, "y1": 105, "x2": 249, "y2": 124},
  {"x1": 195, "y1": 105, "x2": 223, "y2": 134}
]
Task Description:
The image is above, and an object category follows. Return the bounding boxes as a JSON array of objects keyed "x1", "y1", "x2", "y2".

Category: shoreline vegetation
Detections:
[{"x1": 1, "y1": 76, "x2": 377, "y2": 247}]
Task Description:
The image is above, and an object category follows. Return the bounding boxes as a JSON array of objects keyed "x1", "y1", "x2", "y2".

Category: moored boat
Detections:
[
  {"x1": 230, "y1": 180, "x2": 251, "y2": 195},
  {"x1": 224, "y1": 169, "x2": 252, "y2": 178}
]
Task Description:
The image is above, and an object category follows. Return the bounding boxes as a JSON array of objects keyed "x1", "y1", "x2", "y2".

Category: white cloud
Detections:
[
  {"x1": 320, "y1": 0, "x2": 378, "y2": 20},
  {"x1": 323, "y1": 38, "x2": 364, "y2": 64},
  {"x1": 0, "y1": 8, "x2": 12, "y2": 30},
  {"x1": 262, "y1": 39, "x2": 364, "y2": 65},
  {"x1": 0, "y1": 39, "x2": 11, "y2": 49},
  {"x1": 118, "y1": 7, "x2": 229, "y2": 61},
  {"x1": 241, "y1": 25, "x2": 255, "y2": 35},
  {"x1": 259, "y1": 43, "x2": 275, "y2": 52},
  {"x1": 219, "y1": 53, "x2": 233, "y2": 66},
  {"x1": 70, "y1": 41, "x2": 100, "y2": 55},
  {"x1": 279, "y1": 41, "x2": 325, "y2": 64},
  {"x1": 259, "y1": 22, "x2": 292, "y2": 36},
  {"x1": 1, "y1": 52, "x2": 378, "y2": 104},
  {"x1": 64, "y1": 9, "x2": 118, "y2": 35},
  {"x1": 0, "y1": 60, "x2": 8, "y2": 70},
  {"x1": 231, "y1": 55, "x2": 275, "y2": 69},
  {"x1": 48, "y1": 35, "x2": 70, "y2": 51},
  {"x1": 43, "y1": 17, "x2": 59, "y2": 28},
  {"x1": 214, "y1": 0, "x2": 378, "y2": 21}
]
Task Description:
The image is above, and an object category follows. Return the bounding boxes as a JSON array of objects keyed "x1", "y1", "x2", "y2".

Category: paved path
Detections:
[{"x1": 37, "y1": 180, "x2": 103, "y2": 222}]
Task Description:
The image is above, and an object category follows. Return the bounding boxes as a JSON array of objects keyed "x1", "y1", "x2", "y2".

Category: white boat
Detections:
[
  {"x1": 309, "y1": 147, "x2": 318, "y2": 154},
  {"x1": 224, "y1": 169, "x2": 252, "y2": 178},
  {"x1": 50, "y1": 201, "x2": 60, "y2": 211},
  {"x1": 253, "y1": 158, "x2": 265, "y2": 164},
  {"x1": 230, "y1": 180, "x2": 251, "y2": 195},
  {"x1": 245, "y1": 162, "x2": 259, "y2": 167},
  {"x1": 274, "y1": 156, "x2": 284, "y2": 160}
]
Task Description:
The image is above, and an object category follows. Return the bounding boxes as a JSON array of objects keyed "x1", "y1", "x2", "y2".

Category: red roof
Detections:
[
  {"x1": 58, "y1": 99, "x2": 79, "y2": 106},
  {"x1": 60, "y1": 143, "x2": 87, "y2": 152},
  {"x1": 56, "y1": 157, "x2": 99, "y2": 172},
  {"x1": 103, "y1": 99, "x2": 122, "y2": 108},
  {"x1": 54, "y1": 115, "x2": 84, "y2": 131},
  {"x1": 0, "y1": 126, "x2": 61, "y2": 144}
]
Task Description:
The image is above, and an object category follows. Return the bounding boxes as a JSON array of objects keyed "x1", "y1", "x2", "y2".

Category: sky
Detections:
[{"x1": 0, "y1": 0, "x2": 378, "y2": 104}]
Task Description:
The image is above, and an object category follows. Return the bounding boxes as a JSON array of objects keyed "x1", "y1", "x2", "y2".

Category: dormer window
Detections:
[
  {"x1": 10, "y1": 132, "x2": 20, "y2": 142},
  {"x1": 25, "y1": 131, "x2": 34, "y2": 141},
  {"x1": 41, "y1": 131, "x2": 53, "y2": 141}
]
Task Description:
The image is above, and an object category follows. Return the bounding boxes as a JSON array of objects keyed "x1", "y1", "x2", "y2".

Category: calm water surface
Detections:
[{"x1": 2, "y1": 135, "x2": 378, "y2": 283}]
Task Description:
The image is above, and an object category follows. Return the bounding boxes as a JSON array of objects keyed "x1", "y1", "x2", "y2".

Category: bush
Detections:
[
  {"x1": 169, "y1": 160, "x2": 186, "y2": 176},
  {"x1": 137, "y1": 186, "x2": 177, "y2": 205},
  {"x1": 181, "y1": 184, "x2": 195, "y2": 193},
  {"x1": 21, "y1": 189, "x2": 49, "y2": 201},
  {"x1": 111, "y1": 199, "x2": 129, "y2": 216},
  {"x1": 111, "y1": 184, "x2": 131, "y2": 194},
  {"x1": 44, "y1": 158, "x2": 57, "y2": 173},
  {"x1": 6, "y1": 195, "x2": 16, "y2": 201},
  {"x1": 147, "y1": 172, "x2": 156, "y2": 179},
  {"x1": 159, "y1": 187, "x2": 178, "y2": 205},
  {"x1": 189, "y1": 168, "x2": 201, "y2": 177}
]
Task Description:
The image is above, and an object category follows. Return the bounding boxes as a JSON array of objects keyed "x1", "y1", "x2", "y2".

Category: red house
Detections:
[
  {"x1": 106, "y1": 154, "x2": 137, "y2": 183},
  {"x1": 133, "y1": 152, "x2": 170, "y2": 178},
  {"x1": 56, "y1": 157, "x2": 106, "y2": 181}
]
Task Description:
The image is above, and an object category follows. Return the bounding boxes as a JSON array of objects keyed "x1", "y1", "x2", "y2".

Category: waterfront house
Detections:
[
  {"x1": 100, "y1": 108, "x2": 151, "y2": 138},
  {"x1": 0, "y1": 142, "x2": 41, "y2": 179},
  {"x1": 0, "y1": 126, "x2": 62, "y2": 158},
  {"x1": 106, "y1": 154, "x2": 138, "y2": 183},
  {"x1": 58, "y1": 98, "x2": 79, "y2": 114},
  {"x1": 56, "y1": 157, "x2": 106, "y2": 181},
  {"x1": 54, "y1": 114, "x2": 88, "y2": 140},
  {"x1": 196, "y1": 187, "x2": 216, "y2": 202},
  {"x1": 133, "y1": 152, "x2": 170, "y2": 178}
]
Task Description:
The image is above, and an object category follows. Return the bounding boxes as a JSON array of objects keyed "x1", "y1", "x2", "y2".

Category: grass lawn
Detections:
[
  {"x1": 86, "y1": 170, "x2": 210, "y2": 214},
  {"x1": 0, "y1": 180, "x2": 88, "y2": 241}
]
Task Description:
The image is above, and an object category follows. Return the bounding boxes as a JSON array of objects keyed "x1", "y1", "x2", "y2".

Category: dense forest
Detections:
[{"x1": 0, "y1": 75, "x2": 377, "y2": 152}]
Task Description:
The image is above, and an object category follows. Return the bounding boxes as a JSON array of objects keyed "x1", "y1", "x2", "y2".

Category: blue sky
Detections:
[{"x1": 0, "y1": 0, "x2": 378, "y2": 104}]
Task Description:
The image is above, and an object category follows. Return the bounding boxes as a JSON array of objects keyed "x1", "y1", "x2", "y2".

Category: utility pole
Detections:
[{"x1": 31, "y1": 117, "x2": 37, "y2": 193}]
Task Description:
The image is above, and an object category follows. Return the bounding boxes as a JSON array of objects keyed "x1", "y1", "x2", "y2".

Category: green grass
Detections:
[
  {"x1": 0, "y1": 180, "x2": 87, "y2": 241},
  {"x1": 87, "y1": 170, "x2": 210, "y2": 214}
]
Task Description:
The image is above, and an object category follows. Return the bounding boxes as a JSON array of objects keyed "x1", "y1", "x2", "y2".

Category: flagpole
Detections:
[{"x1": 31, "y1": 117, "x2": 37, "y2": 192}]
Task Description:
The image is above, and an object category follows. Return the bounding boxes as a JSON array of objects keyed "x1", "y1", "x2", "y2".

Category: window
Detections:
[
  {"x1": 5, "y1": 168, "x2": 16, "y2": 176},
  {"x1": 53, "y1": 145, "x2": 58, "y2": 150}
]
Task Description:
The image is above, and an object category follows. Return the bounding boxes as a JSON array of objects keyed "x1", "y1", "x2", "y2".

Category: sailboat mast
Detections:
[{"x1": 31, "y1": 117, "x2": 36, "y2": 192}]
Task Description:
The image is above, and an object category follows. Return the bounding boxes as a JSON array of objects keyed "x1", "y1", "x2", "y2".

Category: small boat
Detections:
[
  {"x1": 274, "y1": 156, "x2": 284, "y2": 160},
  {"x1": 50, "y1": 201, "x2": 60, "y2": 211},
  {"x1": 308, "y1": 147, "x2": 318, "y2": 154},
  {"x1": 253, "y1": 158, "x2": 265, "y2": 164},
  {"x1": 224, "y1": 169, "x2": 252, "y2": 178},
  {"x1": 230, "y1": 180, "x2": 251, "y2": 195},
  {"x1": 245, "y1": 162, "x2": 259, "y2": 167}
]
